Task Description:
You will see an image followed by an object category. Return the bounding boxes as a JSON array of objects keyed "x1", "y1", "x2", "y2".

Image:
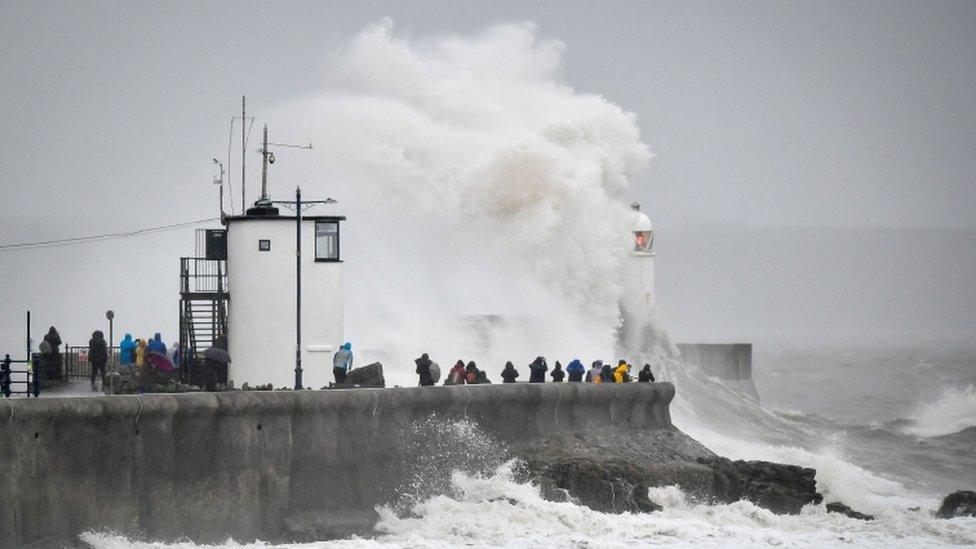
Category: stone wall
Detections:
[{"x1": 0, "y1": 382, "x2": 676, "y2": 546}]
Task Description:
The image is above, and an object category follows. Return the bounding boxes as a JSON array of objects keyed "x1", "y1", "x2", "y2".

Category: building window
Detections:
[
  {"x1": 258, "y1": 239, "x2": 271, "y2": 252},
  {"x1": 634, "y1": 231, "x2": 653, "y2": 253},
  {"x1": 315, "y1": 221, "x2": 340, "y2": 261}
]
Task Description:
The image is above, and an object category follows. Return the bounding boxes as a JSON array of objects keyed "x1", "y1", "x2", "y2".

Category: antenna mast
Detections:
[{"x1": 241, "y1": 95, "x2": 246, "y2": 213}]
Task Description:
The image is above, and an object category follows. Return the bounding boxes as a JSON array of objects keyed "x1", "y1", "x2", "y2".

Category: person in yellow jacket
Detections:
[
  {"x1": 134, "y1": 338, "x2": 147, "y2": 366},
  {"x1": 613, "y1": 360, "x2": 631, "y2": 383}
]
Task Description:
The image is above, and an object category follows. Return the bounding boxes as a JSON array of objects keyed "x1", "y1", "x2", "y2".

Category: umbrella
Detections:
[
  {"x1": 204, "y1": 347, "x2": 232, "y2": 364},
  {"x1": 146, "y1": 351, "x2": 176, "y2": 373}
]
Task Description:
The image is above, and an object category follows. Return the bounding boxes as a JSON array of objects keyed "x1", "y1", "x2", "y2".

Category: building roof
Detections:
[{"x1": 224, "y1": 214, "x2": 346, "y2": 223}]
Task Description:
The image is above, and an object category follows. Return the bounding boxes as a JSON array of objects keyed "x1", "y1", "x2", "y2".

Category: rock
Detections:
[
  {"x1": 543, "y1": 459, "x2": 662, "y2": 514},
  {"x1": 936, "y1": 490, "x2": 976, "y2": 519},
  {"x1": 344, "y1": 362, "x2": 385, "y2": 387},
  {"x1": 695, "y1": 456, "x2": 822, "y2": 514},
  {"x1": 826, "y1": 501, "x2": 874, "y2": 520}
]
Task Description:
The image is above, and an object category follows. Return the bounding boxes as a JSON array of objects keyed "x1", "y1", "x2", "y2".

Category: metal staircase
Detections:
[{"x1": 179, "y1": 257, "x2": 228, "y2": 382}]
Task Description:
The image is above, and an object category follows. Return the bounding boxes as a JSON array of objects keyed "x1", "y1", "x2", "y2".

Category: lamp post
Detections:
[{"x1": 106, "y1": 310, "x2": 114, "y2": 361}]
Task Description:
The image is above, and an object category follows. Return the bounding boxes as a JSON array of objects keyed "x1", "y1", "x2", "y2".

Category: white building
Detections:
[
  {"x1": 223, "y1": 209, "x2": 345, "y2": 389},
  {"x1": 619, "y1": 202, "x2": 655, "y2": 351}
]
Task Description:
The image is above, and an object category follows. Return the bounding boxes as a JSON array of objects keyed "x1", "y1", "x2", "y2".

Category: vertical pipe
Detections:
[
  {"x1": 26, "y1": 310, "x2": 31, "y2": 361},
  {"x1": 295, "y1": 186, "x2": 303, "y2": 390}
]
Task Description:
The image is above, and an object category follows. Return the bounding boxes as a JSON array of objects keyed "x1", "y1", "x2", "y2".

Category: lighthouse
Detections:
[{"x1": 619, "y1": 202, "x2": 655, "y2": 352}]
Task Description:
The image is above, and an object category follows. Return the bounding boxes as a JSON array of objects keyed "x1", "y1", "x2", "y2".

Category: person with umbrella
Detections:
[{"x1": 203, "y1": 335, "x2": 231, "y2": 391}]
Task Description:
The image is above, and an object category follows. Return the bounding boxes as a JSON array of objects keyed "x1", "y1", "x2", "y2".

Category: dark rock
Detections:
[
  {"x1": 344, "y1": 362, "x2": 385, "y2": 387},
  {"x1": 543, "y1": 459, "x2": 662, "y2": 513},
  {"x1": 826, "y1": 501, "x2": 874, "y2": 520},
  {"x1": 694, "y1": 456, "x2": 822, "y2": 514},
  {"x1": 936, "y1": 490, "x2": 976, "y2": 519}
]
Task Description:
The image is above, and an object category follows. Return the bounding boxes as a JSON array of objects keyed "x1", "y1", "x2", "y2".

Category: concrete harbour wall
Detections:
[
  {"x1": 676, "y1": 343, "x2": 760, "y2": 400},
  {"x1": 0, "y1": 382, "x2": 675, "y2": 546}
]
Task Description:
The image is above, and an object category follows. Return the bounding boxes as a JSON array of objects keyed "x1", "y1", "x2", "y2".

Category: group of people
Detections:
[
  {"x1": 85, "y1": 332, "x2": 183, "y2": 391},
  {"x1": 414, "y1": 354, "x2": 657, "y2": 386}
]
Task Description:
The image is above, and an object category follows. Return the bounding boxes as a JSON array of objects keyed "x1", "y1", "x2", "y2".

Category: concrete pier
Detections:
[{"x1": 0, "y1": 382, "x2": 677, "y2": 546}]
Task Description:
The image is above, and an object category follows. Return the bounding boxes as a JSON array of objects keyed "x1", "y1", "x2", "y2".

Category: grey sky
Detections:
[{"x1": 1, "y1": 1, "x2": 974, "y2": 352}]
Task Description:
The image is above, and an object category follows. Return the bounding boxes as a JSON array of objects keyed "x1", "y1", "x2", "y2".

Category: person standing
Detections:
[
  {"x1": 42, "y1": 326, "x2": 63, "y2": 380},
  {"x1": 638, "y1": 364, "x2": 655, "y2": 382},
  {"x1": 566, "y1": 359, "x2": 585, "y2": 382},
  {"x1": 587, "y1": 360, "x2": 603, "y2": 383},
  {"x1": 550, "y1": 361, "x2": 565, "y2": 382},
  {"x1": 501, "y1": 361, "x2": 520, "y2": 383},
  {"x1": 134, "y1": 339, "x2": 147, "y2": 367},
  {"x1": 332, "y1": 342, "x2": 353, "y2": 384},
  {"x1": 613, "y1": 360, "x2": 631, "y2": 383},
  {"x1": 88, "y1": 330, "x2": 108, "y2": 391},
  {"x1": 415, "y1": 352, "x2": 434, "y2": 387},
  {"x1": 528, "y1": 356, "x2": 548, "y2": 383},
  {"x1": 119, "y1": 333, "x2": 136, "y2": 365}
]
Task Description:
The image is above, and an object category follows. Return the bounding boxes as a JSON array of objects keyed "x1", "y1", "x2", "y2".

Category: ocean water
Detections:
[{"x1": 80, "y1": 344, "x2": 976, "y2": 548}]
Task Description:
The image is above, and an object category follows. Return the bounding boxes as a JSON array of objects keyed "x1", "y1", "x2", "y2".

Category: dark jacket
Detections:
[
  {"x1": 528, "y1": 356, "x2": 548, "y2": 383},
  {"x1": 415, "y1": 353, "x2": 434, "y2": 386},
  {"x1": 501, "y1": 361, "x2": 519, "y2": 383},
  {"x1": 88, "y1": 331, "x2": 108, "y2": 366},
  {"x1": 44, "y1": 327, "x2": 62, "y2": 353},
  {"x1": 550, "y1": 361, "x2": 565, "y2": 382},
  {"x1": 638, "y1": 365, "x2": 655, "y2": 383},
  {"x1": 465, "y1": 361, "x2": 479, "y2": 384},
  {"x1": 600, "y1": 364, "x2": 614, "y2": 383}
]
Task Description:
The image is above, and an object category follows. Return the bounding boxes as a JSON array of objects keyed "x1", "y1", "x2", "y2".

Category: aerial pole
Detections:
[
  {"x1": 260, "y1": 125, "x2": 270, "y2": 201},
  {"x1": 241, "y1": 95, "x2": 246, "y2": 213}
]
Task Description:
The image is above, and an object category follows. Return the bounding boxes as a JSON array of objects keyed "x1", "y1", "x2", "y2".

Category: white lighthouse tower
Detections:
[{"x1": 619, "y1": 202, "x2": 655, "y2": 351}]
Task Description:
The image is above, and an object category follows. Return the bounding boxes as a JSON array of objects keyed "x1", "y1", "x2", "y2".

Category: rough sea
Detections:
[{"x1": 80, "y1": 342, "x2": 976, "y2": 548}]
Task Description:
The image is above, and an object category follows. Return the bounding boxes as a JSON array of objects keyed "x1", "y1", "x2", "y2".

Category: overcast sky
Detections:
[{"x1": 1, "y1": 1, "x2": 974, "y2": 352}]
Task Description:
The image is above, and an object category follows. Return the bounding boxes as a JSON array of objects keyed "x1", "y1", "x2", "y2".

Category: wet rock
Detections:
[
  {"x1": 695, "y1": 456, "x2": 822, "y2": 514},
  {"x1": 826, "y1": 501, "x2": 874, "y2": 520},
  {"x1": 543, "y1": 459, "x2": 662, "y2": 513},
  {"x1": 936, "y1": 490, "x2": 976, "y2": 519},
  {"x1": 344, "y1": 362, "x2": 385, "y2": 387}
]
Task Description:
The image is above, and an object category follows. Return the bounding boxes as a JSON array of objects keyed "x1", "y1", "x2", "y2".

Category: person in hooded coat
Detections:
[
  {"x1": 638, "y1": 364, "x2": 655, "y2": 382},
  {"x1": 588, "y1": 361, "x2": 603, "y2": 383},
  {"x1": 333, "y1": 342, "x2": 353, "y2": 384},
  {"x1": 88, "y1": 330, "x2": 108, "y2": 391},
  {"x1": 415, "y1": 353, "x2": 435, "y2": 386},
  {"x1": 528, "y1": 356, "x2": 548, "y2": 383},
  {"x1": 600, "y1": 362, "x2": 614, "y2": 383},
  {"x1": 119, "y1": 334, "x2": 136, "y2": 365},
  {"x1": 446, "y1": 360, "x2": 466, "y2": 385},
  {"x1": 464, "y1": 361, "x2": 480, "y2": 384},
  {"x1": 566, "y1": 359, "x2": 585, "y2": 382},
  {"x1": 135, "y1": 339, "x2": 147, "y2": 367},
  {"x1": 42, "y1": 326, "x2": 62, "y2": 379},
  {"x1": 501, "y1": 361, "x2": 519, "y2": 383},
  {"x1": 613, "y1": 360, "x2": 631, "y2": 383},
  {"x1": 147, "y1": 333, "x2": 167, "y2": 356},
  {"x1": 550, "y1": 361, "x2": 565, "y2": 382},
  {"x1": 476, "y1": 369, "x2": 491, "y2": 384}
]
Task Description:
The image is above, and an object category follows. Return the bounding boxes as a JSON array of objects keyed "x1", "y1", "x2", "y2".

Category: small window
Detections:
[
  {"x1": 258, "y1": 239, "x2": 271, "y2": 252},
  {"x1": 315, "y1": 221, "x2": 340, "y2": 261},
  {"x1": 634, "y1": 231, "x2": 653, "y2": 253}
]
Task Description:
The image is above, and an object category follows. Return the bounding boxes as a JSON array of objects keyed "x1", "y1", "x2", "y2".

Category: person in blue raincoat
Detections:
[
  {"x1": 119, "y1": 334, "x2": 136, "y2": 365},
  {"x1": 147, "y1": 333, "x2": 167, "y2": 355},
  {"x1": 566, "y1": 359, "x2": 585, "y2": 382},
  {"x1": 333, "y1": 342, "x2": 353, "y2": 384}
]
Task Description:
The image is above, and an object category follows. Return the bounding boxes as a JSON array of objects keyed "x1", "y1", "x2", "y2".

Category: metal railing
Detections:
[
  {"x1": 64, "y1": 346, "x2": 121, "y2": 379},
  {"x1": 180, "y1": 257, "x2": 227, "y2": 294},
  {"x1": 1, "y1": 354, "x2": 39, "y2": 397}
]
